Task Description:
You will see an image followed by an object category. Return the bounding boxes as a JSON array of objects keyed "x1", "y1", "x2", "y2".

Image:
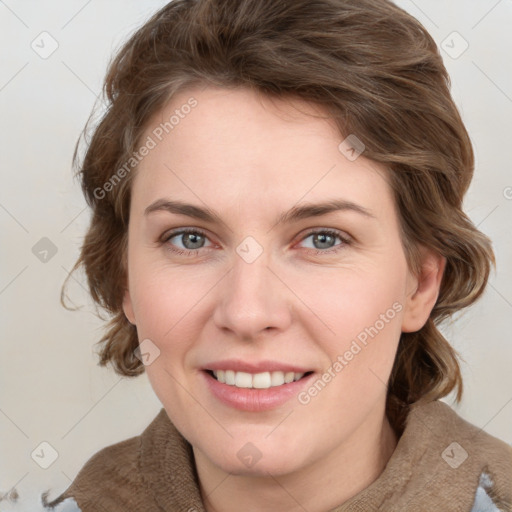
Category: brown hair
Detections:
[{"x1": 62, "y1": 0, "x2": 495, "y2": 434}]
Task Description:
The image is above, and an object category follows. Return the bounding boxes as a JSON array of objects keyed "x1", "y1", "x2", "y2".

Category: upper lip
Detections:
[{"x1": 203, "y1": 359, "x2": 313, "y2": 374}]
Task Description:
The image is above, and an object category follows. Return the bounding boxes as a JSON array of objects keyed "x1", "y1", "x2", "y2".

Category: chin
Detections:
[{"x1": 199, "y1": 440, "x2": 307, "y2": 477}]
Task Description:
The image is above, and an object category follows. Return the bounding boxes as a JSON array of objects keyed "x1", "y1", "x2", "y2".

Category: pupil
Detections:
[
  {"x1": 315, "y1": 233, "x2": 334, "y2": 249},
  {"x1": 184, "y1": 232, "x2": 203, "y2": 249}
]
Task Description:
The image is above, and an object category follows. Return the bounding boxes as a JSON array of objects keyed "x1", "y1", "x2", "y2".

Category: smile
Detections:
[
  {"x1": 202, "y1": 369, "x2": 315, "y2": 412},
  {"x1": 209, "y1": 369, "x2": 311, "y2": 389}
]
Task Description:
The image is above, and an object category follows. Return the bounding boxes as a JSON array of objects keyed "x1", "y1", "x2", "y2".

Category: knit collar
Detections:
[
  {"x1": 140, "y1": 410, "x2": 206, "y2": 511},
  {"x1": 139, "y1": 399, "x2": 511, "y2": 511}
]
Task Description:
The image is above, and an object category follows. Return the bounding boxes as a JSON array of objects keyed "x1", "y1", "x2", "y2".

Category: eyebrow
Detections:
[{"x1": 144, "y1": 198, "x2": 376, "y2": 226}]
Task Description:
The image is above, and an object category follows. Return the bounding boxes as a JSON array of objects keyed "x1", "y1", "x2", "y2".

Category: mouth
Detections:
[
  {"x1": 202, "y1": 367, "x2": 316, "y2": 412},
  {"x1": 204, "y1": 369, "x2": 314, "y2": 389}
]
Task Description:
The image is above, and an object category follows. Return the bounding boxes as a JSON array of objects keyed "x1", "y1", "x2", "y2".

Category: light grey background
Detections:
[{"x1": 1, "y1": 0, "x2": 511, "y2": 502}]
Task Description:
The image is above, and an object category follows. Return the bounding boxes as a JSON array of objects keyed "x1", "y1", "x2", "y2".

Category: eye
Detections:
[
  {"x1": 297, "y1": 229, "x2": 351, "y2": 253},
  {"x1": 161, "y1": 227, "x2": 351, "y2": 257},
  {"x1": 162, "y1": 228, "x2": 213, "y2": 256}
]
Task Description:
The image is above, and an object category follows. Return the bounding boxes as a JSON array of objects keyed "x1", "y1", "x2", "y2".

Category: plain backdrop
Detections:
[{"x1": 1, "y1": 0, "x2": 511, "y2": 501}]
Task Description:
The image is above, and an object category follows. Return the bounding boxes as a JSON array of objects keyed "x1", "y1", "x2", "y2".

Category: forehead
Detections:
[{"x1": 132, "y1": 86, "x2": 393, "y2": 220}]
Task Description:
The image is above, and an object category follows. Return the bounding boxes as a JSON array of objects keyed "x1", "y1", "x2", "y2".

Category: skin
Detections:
[{"x1": 122, "y1": 86, "x2": 445, "y2": 512}]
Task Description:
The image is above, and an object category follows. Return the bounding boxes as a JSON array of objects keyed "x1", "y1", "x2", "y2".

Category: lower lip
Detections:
[{"x1": 202, "y1": 370, "x2": 315, "y2": 412}]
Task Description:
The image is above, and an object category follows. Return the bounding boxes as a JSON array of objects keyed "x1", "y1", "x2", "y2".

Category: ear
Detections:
[
  {"x1": 122, "y1": 288, "x2": 136, "y2": 325},
  {"x1": 401, "y1": 246, "x2": 446, "y2": 333}
]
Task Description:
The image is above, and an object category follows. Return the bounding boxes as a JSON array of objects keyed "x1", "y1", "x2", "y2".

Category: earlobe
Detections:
[
  {"x1": 401, "y1": 248, "x2": 446, "y2": 333},
  {"x1": 122, "y1": 289, "x2": 136, "y2": 325}
]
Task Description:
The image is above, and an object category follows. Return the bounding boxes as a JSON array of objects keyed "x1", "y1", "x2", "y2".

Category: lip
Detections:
[
  {"x1": 201, "y1": 369, "x2": 315, "y2": 412},
  {"x1": 203, "y1": 359, "x2": 313, "y2": 374}
]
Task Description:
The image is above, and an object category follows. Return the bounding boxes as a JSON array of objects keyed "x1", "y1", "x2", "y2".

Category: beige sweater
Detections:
[{"x1": 51, "y1": 399, "x2": 512, "y2": 512}]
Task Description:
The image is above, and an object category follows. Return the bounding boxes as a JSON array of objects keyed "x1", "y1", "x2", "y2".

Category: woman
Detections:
[{"x1": 48, "y1": 0, "x2": 512, "y2": 510}]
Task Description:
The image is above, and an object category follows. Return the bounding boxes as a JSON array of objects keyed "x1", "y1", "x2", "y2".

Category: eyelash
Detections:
[{"x1": 161, "y1": 227, "x2": 351, "y2": 257}]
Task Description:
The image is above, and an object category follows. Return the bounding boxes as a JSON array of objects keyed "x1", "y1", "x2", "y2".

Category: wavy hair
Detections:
[{"x1": 62, "y1": 0, "x2": 495, "y2": 435}]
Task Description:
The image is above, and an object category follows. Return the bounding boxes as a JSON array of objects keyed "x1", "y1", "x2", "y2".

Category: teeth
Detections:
[
  {"x1": 225, "y1": 370, "x2": 235, "y2": 385},
  {"x1": 271, "y1": 371, "x2": 285, "y2": 386},
  {"x1": 211, "y1": 370, "x2": 306, "y2": 388},
  {"x1": 235, "y1": 371, "x2": 253, "y2": 388}
]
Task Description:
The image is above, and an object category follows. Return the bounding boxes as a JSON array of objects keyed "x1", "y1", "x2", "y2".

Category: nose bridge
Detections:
[{"x1": 213, "y1": 239, "x2": 291, "y2": 338}]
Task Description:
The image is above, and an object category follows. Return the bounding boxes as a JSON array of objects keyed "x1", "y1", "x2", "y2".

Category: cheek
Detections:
[
  {"x1": 128, "y1": 259, "x2": 215, "y2": 355},
  {"x1": 129, "y1": 264, "x2": 210, "y2": 405},
  {"x1": 293, "y1": 262, "x2": 406, "y2": 340},
  {"x1": 298, "y1": 272, "x2": 405, "y2": 412},
  {"x1": 292, "y1": 257, "x2": 407, "y2": 392}
]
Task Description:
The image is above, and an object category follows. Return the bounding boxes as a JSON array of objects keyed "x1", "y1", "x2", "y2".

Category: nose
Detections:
[{"x1": 212, "y1": 247, "x2": 293, "y2": 341}]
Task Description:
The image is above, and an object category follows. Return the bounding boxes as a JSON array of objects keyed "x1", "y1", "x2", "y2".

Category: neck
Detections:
[{"x1": 195, "y1": 407, "x2": 398, "y2": 512}]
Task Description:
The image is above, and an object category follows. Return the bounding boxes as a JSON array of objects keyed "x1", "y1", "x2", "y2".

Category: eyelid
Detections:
[
  {"x1": 161, "y1": 227, "x2": 214, "y2": 247},
  {"x1": 294, "y1": 228, "x2": 352, "y2": 253}
]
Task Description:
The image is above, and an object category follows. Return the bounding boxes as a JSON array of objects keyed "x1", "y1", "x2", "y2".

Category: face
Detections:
[{"x1": 122, "y1": 86, "x2": 440, "y2": 478}]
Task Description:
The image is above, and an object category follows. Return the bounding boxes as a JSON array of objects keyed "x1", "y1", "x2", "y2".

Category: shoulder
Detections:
[
  {"x1": 416, "y1": 399, "x2": 512, "y2": 466},
  {"x1": 409, "y1": 399, "x2": 512, "y2": 510},
  {"x1": 52, "y1": 435, "x2": 150, "y2": 511},
  {"x1": 48, "y1": 410, "x2": 170, "y2": 512},
  {"x1": 71, "y1": 434, "x2": 143, "y2": 487}
]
